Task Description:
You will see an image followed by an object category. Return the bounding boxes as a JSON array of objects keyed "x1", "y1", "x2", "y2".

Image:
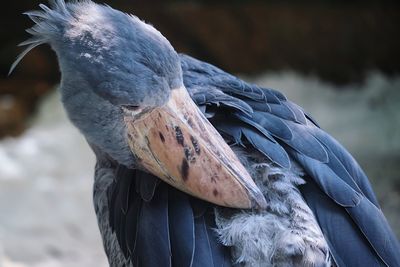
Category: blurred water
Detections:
[{"x1": 0, "y1": 72, "x2": 399, "y2": 266}]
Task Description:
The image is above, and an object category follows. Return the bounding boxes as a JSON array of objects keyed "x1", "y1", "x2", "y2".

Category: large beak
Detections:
[{"x1": 124, "y1": 86, "x2": 266, "y2": 209}]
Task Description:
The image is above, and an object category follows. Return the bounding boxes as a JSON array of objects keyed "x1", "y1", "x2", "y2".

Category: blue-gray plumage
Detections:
[{"x1": 12, "y1": 1, "x2": 400, "y2": 266}]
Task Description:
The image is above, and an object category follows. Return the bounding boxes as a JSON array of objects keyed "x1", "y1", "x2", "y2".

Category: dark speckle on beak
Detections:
[
  {"x1": 175, "y1": 126, "x2": 184, "y2": 146},
  {"x1": 181, "y1": 158, "x2": 189, "y2": 181},
  {"x1": 190, "y1": 135, "x2": 201, "y2": 155},
  {"x1": 213, "y1": 189, "x2": 219, "y2": 196},
  {"x1": 184, "y1": 146, "x2": 190, "y2": 160},
  {"x1": 187, "y1": 118, "x2": 194, "y2": 128},
  {"x1": 159, "y1": 132, "x2": 165, "y2": 143}
]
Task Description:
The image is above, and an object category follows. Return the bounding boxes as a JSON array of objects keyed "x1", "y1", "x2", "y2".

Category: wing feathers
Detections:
[
  {"x1": 192, "y1": 215, "x2": 215, "y2": 267},
  {"x1": 169, "y1": 188, "x2": 195, "y2": 267},
  {"x1": 108, "y1": 167, "x2": 231, "y2": 266},
  {"x1": 300, "y1": 178, "x2": 386, "y2": 267},
  {"x1": 181, "y1": 54, "x2": 400, "y2": 267},
  {"x1": 242, "y1": 127, "x2": 291, "y2": 169},
  {"x1": 136, "y1": 183, "x2": 171, "y2": 267}
]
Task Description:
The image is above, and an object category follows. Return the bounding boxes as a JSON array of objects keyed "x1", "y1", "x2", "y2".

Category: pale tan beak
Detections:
[{"x1": 124, "y1": 86, "x2": 267, "y2": 209}]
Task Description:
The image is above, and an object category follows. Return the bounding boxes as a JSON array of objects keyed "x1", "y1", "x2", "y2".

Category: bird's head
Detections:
[
  {"x1": 12, "y1": 0, "x2": 182, "y2": 109},
  {"x1": 12, "y1": 0, "x2": 266, "y2": 209}
]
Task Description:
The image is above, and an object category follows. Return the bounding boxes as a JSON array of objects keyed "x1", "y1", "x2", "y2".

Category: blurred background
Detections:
[{"x1": 1, "y1": 0, "x2": 399, "y2": 266}]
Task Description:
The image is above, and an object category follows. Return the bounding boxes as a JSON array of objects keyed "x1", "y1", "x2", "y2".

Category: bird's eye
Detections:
[{"x1": 121, "y1": 104, "x2": 149, "y2": 119}]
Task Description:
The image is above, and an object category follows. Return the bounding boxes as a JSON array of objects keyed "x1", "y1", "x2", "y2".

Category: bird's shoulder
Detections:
[{"x1": 180, "y1": 54, "x2": 400, "y2": 266}]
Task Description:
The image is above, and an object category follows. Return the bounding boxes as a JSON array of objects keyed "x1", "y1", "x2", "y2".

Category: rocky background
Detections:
[{"x1": 0, "y1": 1, "x2": 399, "y2": 266}]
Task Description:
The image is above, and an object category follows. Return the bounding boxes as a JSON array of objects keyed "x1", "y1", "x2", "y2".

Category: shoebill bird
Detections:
[{"x1": 11, "y1": 1, "x2": 400, "y2": 266}]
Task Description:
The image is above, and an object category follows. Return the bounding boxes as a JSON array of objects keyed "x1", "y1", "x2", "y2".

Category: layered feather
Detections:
[
  {"x1": 181, "y1": 54, "x2": 400, "y2": 267},
  {"x1": 106, "y1": 165, "x2": 232, "y2": 267}
]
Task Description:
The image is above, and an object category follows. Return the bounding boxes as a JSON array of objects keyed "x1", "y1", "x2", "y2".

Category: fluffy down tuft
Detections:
[{"x1": 215, "y1": 148, "x2": 331, "y2": 267}]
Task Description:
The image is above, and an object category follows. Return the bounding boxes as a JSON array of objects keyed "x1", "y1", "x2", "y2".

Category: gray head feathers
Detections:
[
  {"x1": 11, "y1": 0, "x2": 186, "y2": 167},
  {"x1": 11, "y1": 0, "x2": 183, "y2": 107}
]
